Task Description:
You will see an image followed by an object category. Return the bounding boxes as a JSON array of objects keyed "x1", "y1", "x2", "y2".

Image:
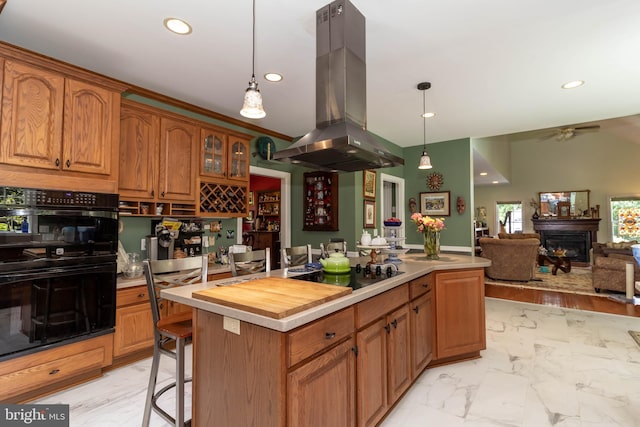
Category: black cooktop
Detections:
[{"x1": 289, "y1": 264, "x2": 404, "y2": 290}]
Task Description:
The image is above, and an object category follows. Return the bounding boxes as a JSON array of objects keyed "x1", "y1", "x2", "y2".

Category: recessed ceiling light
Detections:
[
  {"x1": 561, "y1": 80, "x2": 584, "y2": 89},
  {"x1": 264, "y1": 73, "x2": 283, "y2": 82},
  {"x1": 479, "y1": 172, "x2": 488, "y2": 176},
  {"x1": 492, "y1": 180, "x2": 499, "y2": 184},
  {"x1": 164, "y1": 18, "x2": 192, "y2": 35},
  {"x1": 421, "y1": 112, "x2": 436, "y2": 118}
]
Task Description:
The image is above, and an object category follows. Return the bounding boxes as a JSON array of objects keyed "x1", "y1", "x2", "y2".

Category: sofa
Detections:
[
  {"x1": 498, "y1": 232, "x2": 541, "y2": 240},
  {"x1": 479, "y1": 237, "x2": 540, "y2": 281},
  {"x1": 592, "y1": 241, "x2": 640, "y2": 293}
]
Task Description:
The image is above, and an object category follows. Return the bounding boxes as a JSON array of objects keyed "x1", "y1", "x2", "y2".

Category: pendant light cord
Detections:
[
  {"x1": 251, "y1": 0, "x2": 256, "y2": 79},
  {"x1": 422, "y1": 89, "x2": 427, "y2": 150}
]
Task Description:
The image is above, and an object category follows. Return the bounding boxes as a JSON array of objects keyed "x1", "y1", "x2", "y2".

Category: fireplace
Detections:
[{"x1": 532, "y1": 218, "x2": 601, "y2": 265}]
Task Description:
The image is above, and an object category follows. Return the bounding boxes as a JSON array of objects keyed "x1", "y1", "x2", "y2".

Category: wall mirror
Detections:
[{"x1": 538, "y1": 190, "x2": 590, "y2": 218}]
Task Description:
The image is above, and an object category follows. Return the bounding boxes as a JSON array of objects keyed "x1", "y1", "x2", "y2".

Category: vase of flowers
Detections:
[{"x1": 411, "y1": 213, "x2": 445, "y2": 260}]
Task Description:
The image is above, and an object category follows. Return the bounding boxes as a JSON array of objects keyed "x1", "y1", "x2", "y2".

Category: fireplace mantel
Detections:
[{"x1": 532, "y1": 218, "x2": 601, "y2": 264}]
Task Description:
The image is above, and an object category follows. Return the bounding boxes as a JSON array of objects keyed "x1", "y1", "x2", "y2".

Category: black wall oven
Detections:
[{"x1": 0, "y1": 187, "x2": 118, "y2": 361}]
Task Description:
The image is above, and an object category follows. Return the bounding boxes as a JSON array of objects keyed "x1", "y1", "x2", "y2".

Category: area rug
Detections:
[
  {"x1": 629, "y1": 331, "x2": 640, "y2": 348},
  {"x1": 484, "y1": 267, "x2": 610, "y2": 297}
]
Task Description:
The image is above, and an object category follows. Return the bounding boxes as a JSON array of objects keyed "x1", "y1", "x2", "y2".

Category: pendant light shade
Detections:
[
  {"x1": 240, "y1": 0, "x2": 266, "y2": 119},
  {"x1": 417, "y1": 82, "x2": 432, "y2": 170}
]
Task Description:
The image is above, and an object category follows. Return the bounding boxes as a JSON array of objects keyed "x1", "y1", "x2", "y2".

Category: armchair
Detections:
[
  {"x1": 479, "y1": 237, "x2": 540, "y2": 281},
  {"x1": 592, "y1": 242, "x2": 640, "y2": 293}
]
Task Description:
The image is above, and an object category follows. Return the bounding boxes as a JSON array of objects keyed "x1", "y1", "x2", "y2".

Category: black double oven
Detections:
[{"x1": 0, "y1": 187, "x2": 119, "y2": 361}]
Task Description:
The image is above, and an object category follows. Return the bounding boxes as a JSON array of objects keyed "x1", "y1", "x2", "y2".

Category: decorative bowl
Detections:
[{"x1": 383, "y1": 220, "x2": 402, "y2": 226}]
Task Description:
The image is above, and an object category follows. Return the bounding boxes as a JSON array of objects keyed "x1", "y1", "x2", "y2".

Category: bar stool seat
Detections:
[{"x1": 142, "y1": 257, "x2": 203, "y2": 427}]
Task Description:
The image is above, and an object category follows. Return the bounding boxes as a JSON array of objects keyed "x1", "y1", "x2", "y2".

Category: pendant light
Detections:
[
  {"x1": 240, "y1": 0, "x2": 266, "y2": 119},
  {"x1": 417, "y1": 82, "x2": 432, "y2": 170}
]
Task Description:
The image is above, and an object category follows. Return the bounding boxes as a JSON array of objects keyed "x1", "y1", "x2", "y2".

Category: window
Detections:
[
  {"x1": 496, "y1": 201, "x2": 523, "y2": 234},
  {"x1": 610, "y1": 196, "x2": 640, "y2": 242}
]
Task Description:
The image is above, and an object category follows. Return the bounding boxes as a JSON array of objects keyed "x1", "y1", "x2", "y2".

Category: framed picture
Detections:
[
  {"x1": 364, "y1": 200, "x2": 376, "y2": 228},
  {"x1": 557, "y1": 201, "x2": 571, "y2": 218},
  {"x1": 420, "y1": 191, "x2": 451, "y2": 216},
  {"x1": 363, "y1": 170, "x2": 376, "y2": 199},
  {"x1": 248, "y1": 191, "x2": 254, "y2": 205}
]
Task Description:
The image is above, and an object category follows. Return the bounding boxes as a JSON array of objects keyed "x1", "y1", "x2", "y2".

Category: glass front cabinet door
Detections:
[
  {"x1": 201, "y1": 128, "x2": 227, "y2": 179},
  {"x1": 228, "y1": 135, "x2": 249, "y2": 181}
]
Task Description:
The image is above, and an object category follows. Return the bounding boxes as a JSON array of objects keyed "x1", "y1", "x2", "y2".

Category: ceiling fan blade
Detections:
[{"x1": 574, "y1": 125, "x2": 600, "y2": 131}]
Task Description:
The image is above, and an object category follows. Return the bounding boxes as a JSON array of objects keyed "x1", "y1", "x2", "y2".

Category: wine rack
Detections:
[{"x1": 199, "y1": 181, "x2": 248, "y2": 217}]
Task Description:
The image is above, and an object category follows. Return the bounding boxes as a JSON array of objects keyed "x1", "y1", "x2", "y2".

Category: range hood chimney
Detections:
[{"x1": 272, "y1": 0, "x2": 404, "y2": 172}]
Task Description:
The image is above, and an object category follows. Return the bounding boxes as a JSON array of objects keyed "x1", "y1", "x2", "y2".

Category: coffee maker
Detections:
[{"x1": 146, "y1": 225, "x2": 177, "y2": 260}]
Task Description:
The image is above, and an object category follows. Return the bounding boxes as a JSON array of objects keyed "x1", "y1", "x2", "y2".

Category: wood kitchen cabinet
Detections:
[
  {"x1": 409, "y1": 274, "x2": 434, "y2": 377},
  {"x1": 431, "y1": 268, "x2": 486, "y2": 364},
  {"x1": 118, "y1": 100, "x2": 198, "y2": 216},
  {"x1": 113, "y1": 285, "x2": 154, "y2": 358},
  {"x1": 193, "y1": 307, "x2": 356, "y2": 427},
  {"x1": 355, "y1": 284, "x2": 411, "y2": 427},
  {"x1": 1, "y1": 60, "x2": 120, "y2": 177},
  {"x1": 200, "y1": 126, "x2": 250, "y2": 182},
  {"x1": 0, "y1": 334, "x2": 113, "y2": 403}
]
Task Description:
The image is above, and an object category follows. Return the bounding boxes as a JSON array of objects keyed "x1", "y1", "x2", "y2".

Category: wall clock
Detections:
[
  {"x1": 257, "y1": 136, "x2": 276, "y2": 160},
  {"x1": 426, "y1": 172, "x2": 444, "y2": 191}
]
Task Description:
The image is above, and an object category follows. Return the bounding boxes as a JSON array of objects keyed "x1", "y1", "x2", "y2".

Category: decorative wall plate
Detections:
[
  {"x1": 427, "y1": 172, "x2": 444, "y2": 191},
  {"x1": 257, "y1": 136, "x2": 276, "y2": 160}
]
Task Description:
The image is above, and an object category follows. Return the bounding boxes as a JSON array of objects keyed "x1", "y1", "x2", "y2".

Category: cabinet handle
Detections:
[
  {"x1": 138, "y1": 293, "x2": 146, "y2": 298},
  {"x1": 161, "y1": 191, "x2": 165, "y2": 197},
  {"x1": 352, "y1": 346, "x2": 359, "y2": 356},
  {"x1": 66, "y1": 159, "x2": 71, "y2": 168},
  {"x1": 55, "y1": 158, "x2": 60, "y2": 167},
  {"x1": 151, "y1": 190, "x2": 155, "y2": 197},
  {"x1": 325, "y1": 332, "x2": 336, "y2": 339},
  {"x1": 413, "y1": 306, "x2": 420, "y2": 314},
  {"x1": 384, "y1": 324, "x2": 391, "y2": 333},
  {"x1": 422, "y1": 283, "x2": 429, "y2": 288},
  {"x1": 49, "y1": 369, "x2": 60, "y2": 375},
  {"x1": 391, "y1": 319, "x2": 398, "y2": 329}
]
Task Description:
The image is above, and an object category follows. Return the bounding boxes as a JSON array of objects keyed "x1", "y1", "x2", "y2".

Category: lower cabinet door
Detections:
[
  {"x1": 356, "y1": 319, "x2": 388, "y2": 427},
  {"x1": 410, "y1": 291, "x2": 433, "y2": 378},
  {"x1": 386, "y1": 304, "x2": 412, "y2": 403},
  {"x1": 288, "y1": 338, "x2": 356, "y2": 427},
  {"x1": 113, "y1": 303, "x2": 154, "y2": 357}
]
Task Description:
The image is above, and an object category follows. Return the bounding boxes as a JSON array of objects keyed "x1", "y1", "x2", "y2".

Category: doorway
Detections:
[
  {"x1": 236, "y1": 166, "x2": 291, "y2": 249},
  {"x1": 379, "y1": 173, "x2": 405, "y2": 243}
]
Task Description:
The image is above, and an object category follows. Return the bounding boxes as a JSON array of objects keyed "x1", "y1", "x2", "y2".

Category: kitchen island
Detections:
[{"x1": 163, "y1": 253, "x2": 490, "y2": 427}]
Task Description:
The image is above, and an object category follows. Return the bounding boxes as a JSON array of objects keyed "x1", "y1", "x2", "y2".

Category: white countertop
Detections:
[{"x1": 161, "y1": 253, "x2": 490, "y2": 332}]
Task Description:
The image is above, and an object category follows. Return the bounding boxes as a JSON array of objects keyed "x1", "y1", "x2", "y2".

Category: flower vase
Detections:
[{"x1": 423, "y1": 230, "x2": 440, "y2": 260}]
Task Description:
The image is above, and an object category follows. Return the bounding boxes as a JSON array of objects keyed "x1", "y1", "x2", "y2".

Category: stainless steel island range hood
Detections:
[{"x1": 272, "y1": 0, "x2": 404, "y2": 172}]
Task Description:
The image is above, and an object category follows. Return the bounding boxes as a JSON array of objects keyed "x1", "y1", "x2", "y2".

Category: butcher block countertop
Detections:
[{"x1": 162, "y1": 253, "x2": 490, "y2": 332}]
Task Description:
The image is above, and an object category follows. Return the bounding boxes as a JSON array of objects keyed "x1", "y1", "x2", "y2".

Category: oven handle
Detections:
[{"x1": 0, "y1": 262, "x2": 115, "y2": 284}]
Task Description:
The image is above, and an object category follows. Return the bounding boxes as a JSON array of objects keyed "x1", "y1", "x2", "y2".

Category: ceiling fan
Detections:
[{"x1": 540, "y1": 124, "x2": 601, "y2": 142}]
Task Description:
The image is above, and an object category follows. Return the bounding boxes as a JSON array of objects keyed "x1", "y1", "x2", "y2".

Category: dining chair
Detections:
[
  {"x1": 142, "y1": 256, "x2": 205, "y2": 427},
  {"x1": 229, "y1": 248, "x2": 271, "y2": 277},
  {"x1": 281, "y1": 244, "x2": 312, "y2": 268}
]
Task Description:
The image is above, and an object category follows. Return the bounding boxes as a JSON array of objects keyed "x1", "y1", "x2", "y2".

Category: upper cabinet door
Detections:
[
  {"x1": 119, "y1": 102, "x2": 160, "y2": 199},
  {"x1": 158, "y1": 117, "x2": 198, "y2": 201},
  {"x1": 63, "y1": 79, "x2": 116, "y2": 175},
  {"x1": 200, "y1": 127, "x2": 227, "y2": 179},
  {"x1": 0, "y1": 61, "x2": 64, "y2": 169},
  {"x1": 228, "y1": 134, "x2": 250, "y2": 181}
]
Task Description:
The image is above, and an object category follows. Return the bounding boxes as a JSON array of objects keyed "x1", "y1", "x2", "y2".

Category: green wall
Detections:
[{"x1": 402, "y1": 138, "x2": 474, "y2": 250}]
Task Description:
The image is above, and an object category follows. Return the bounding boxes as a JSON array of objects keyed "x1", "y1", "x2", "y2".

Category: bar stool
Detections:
[{"x1": 142, "y1": 257, "x2": 202, "y2": 427}]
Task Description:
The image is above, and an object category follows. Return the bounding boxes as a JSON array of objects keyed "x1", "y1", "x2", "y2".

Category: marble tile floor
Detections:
[{"x1": 36, "y1": 298, "x2": 640, "y2": 426}]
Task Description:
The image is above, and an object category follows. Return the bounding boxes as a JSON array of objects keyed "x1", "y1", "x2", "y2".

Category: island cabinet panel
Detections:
[
  {"x1": 193, "y1": 310, "x2": 286, "y2": 427},
  {"x1": 386, "y1": 304, "x2": 412, "y2": 403},
  {"x1": 432, "y1": 268, "x2": 486, "y2": 364},
  {"x1": 288, "y1": 338, "x2": 357, "y2": 427},
  {"x1": 356, "y1": 318, "x2": 388, "y2": 427}
]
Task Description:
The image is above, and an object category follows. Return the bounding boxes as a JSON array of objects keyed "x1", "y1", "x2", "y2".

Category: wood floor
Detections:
[{"x1": 485, "y1": 283, "x2": 640, "y2": 318}]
